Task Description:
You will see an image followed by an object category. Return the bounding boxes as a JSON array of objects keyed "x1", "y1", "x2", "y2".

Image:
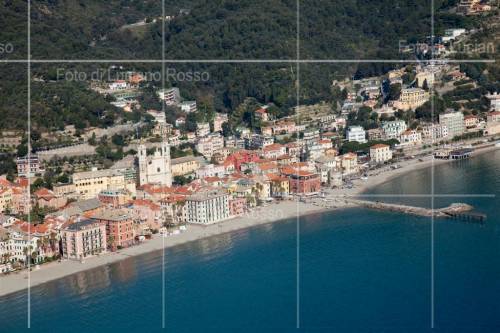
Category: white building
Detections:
[
  {"x1": 441, "y1": 28, "x2": 466, "y2": 42},
  {"x1": 439, "y1": 111, "x2": 464, "y2": 138},
  {"x1": 180, "y1": 101, "x2": 197, "y2": 113},
  {"x1": 157, "y1": 88, "x2": 181, "y2": 105},
  {"x1": 196, "y1": 164, "x2": 226, "y2": 179},
  {"x1": 370, "y1": 144, "x2": 392, "y2": 164},
  {"x1": 196, "y1": 122, "x2": 211, "y2": 137},
  {"x1": 186, "y1": 190, "x2": 230, "y2": 224},
  {"x1": 16, "y1": 155, "x2": 44, "y2": 178},
  {"x1": 137, "y1": 141, "x2": 172, "y2": 187},
  {"x1": 346, "y1": 126, "x2": 366, "y2": 143},
  {"x1": 196, "y1": 134, "x2": 224, "y2": 159},
  {"x1": 246, "y1": 134, "x2": 274, "y2": 149},
  {"x1": 109, "y1": 80, "x2": 128, "y2": 90},
  {"x1": 399, "y1": 129, "x2": 422, "y2": 146},
  {"x1": 381, "y1": 120, "x2": 407, "y2": 139},
  {"x1": 486, "y1": 92, "x2": 500, "y2": 111},
  {"x1": 0, "y1": 228, "x2": 39, "y2": 266},
  {"x1": 421, "y1": 123, "x2": 449, "y2": 141}
]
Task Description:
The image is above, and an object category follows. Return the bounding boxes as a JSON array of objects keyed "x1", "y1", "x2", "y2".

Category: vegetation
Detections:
[{"x1": 0, "y1": 0, "x2": 464, "y2": 133}]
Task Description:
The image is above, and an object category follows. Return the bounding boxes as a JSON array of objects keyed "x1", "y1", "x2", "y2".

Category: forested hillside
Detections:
[{"x1": 0, "y1": 0, "x2": 482, "y2": 132}]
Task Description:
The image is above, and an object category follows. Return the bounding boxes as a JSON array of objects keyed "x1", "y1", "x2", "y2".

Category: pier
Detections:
[{"x1": 338, "y1": 198, "x2": 485, "y2": 222}]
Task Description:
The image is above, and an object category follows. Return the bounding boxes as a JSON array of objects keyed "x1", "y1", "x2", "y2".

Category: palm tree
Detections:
[
  {"x1": 107, "y1": 235, "x2": 115, "y2": 250},
  {"x1": 23, "y1": 245, "x2": 33, "y2": 267},
  {"x1": 1, "y1": 253, "x2": 11, "y2": 264}
]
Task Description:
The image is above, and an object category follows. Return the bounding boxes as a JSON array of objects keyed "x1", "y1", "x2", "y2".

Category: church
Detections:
[{"x1": 137, "y1": 140, "x2": 172, "y2": 187}]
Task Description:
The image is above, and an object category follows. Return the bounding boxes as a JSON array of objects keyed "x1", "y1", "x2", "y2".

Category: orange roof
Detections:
[
  {"x1": 263, "y1": 143, "x2": 284, "y2": 151},
  {"x1": 0, "y1": 178, "x2": 12, "y2": 187},
  {"x1": 371, "y1": 144, "x2": 389, "y2": 149},
  {"x1": 131, "y1": 199, "x2": 160, "y2": 211}
]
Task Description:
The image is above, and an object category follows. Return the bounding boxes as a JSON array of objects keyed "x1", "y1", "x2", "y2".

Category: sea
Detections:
[{"x1": 0, "y1": 150, "x2": 499, "y2": 333}]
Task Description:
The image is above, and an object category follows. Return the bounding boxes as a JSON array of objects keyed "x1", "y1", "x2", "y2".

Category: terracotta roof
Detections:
[{"x1": 370, "y1": 144, "x2": 389, "y2": 149}]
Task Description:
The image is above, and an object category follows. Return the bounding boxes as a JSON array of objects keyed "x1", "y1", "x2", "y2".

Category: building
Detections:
[
  {"x1": 0, "y1": 187, "x2": 13, "y2": 213},
  {"x1": 196, "y1": 122, "x2": 211, "y2": 137},
  {"x1": 246, "y1": 134, "x2": 274, "y2": 149},
  {"x1": 485, "y1": 111, "x2": 500, "y2": 135},
  {"x1": 441, "y1": 28, "x2": 467, "y2": 42},
  {"x1": 0, "y1": 228, "x2": 38, "y2": 265},
  {"x1": 98, "y1": 189, "x2": 131, "y2": 207},
  {"x1": 229, "y1": 197, "x2": 247, "y2": 217},
  {"x1": 370, "y1": 144, "x2": 392, "y2": 164},
  {"x1": 439, "y1": 111, "x2": 464, "y2": 138},
  {"x1": 73, "y1": 168, "x2": 127, "y2": 200},
  {"x1": 367, "y1": 128, "x2": 385, "y2": 141},
  {"x1": 421, "y1": 123, "x2": 449, "y2": 141},
  {"x1": 61, "y1": 219, "x2": 107, "y2": 260},
  {"x1": 381, "y1": 120, "x2": 407, "y2": 139},
  {"x1": 281, "y1": 167, "x2": 321, "y2": 194},
  {"x1": 33, "y1": 188, "x2": 67, "y2": 210},
  {"x1": 399, "y1": 129, "x2": 422, "y2": 146},
  {"x1": 186, "y1": 190, "x2": 230, "y2": 224},
  {"x1": 464, "y1": 115, "x2": 479, "y2": 128},
  {"x1": 52, "y1": 183, "x2": 77, "y2": 198},
  {"x1": 486, "y1": 93, "x2": 500, "y2": 111},
  {"x1": 340, "y1": 153, "x2": 358, "y2": 175},
  {"x1": 171, "y1": 156, "x2": 202, "y2": 177},
  {"x1": 180, "y1": 100, "x2": 197, "y2": 113},
  {"x1": 346, "y1": 126, "x2": 366, "y2": 143},
  {"x1": 92, "y1": 210, "x2": 135, "y2": 250},
  {"x1": 394, "y1": 88, "x2": 429, "y2": 110},
  {"x1": 16, "y1": 155, "x2": 44, "y2": 178},
  {"x1": 254, "y1": 107, "x2": 269, "y2": 122},
  {"x1": 262, "y1": 143, "x2": 287, "y2": 159},
  {"x1": 109, "y1": 80, "x2": 128, "y2": 90},
  {"x1": 137, "y1": 141, "x2": 172, "y2": 187},
  {"x1": 196, "y1": 134, "x2": 225, "y2": 159},
  {"x1": 157, "y1": 88, "x2": 181, "y2": 105}
]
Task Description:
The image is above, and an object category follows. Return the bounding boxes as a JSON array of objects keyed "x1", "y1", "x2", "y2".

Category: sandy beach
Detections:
[{"x1": 1, "y1": 143, "x2": 498, "y2": 297}]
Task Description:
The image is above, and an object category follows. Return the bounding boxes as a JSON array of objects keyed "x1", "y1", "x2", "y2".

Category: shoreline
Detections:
[{"x1": 1, "y1": 144, "x2": 498, "y2": 298}]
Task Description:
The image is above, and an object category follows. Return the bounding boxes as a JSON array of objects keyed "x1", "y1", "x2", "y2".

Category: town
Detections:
[{"x1": 1, "y1": 1, "x2": 499, "y2": 275}]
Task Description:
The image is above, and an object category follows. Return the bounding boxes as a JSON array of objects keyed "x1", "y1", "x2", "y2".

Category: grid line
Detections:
[
  {"x1": 430, "y1": 0, "x2": 436, "y2": 328},
  {"x1": 296, "y1": 1, "x2": 301, "y2": 329},
  {"x1": 162, "y1": 0, "x2": 167, "y2": 329},
  {"x1": 2, "y1": 59, "x2": 495, "y2": 63},
  {"x1": 27, "y1": 0, "x2": 31, "y2": 328}
]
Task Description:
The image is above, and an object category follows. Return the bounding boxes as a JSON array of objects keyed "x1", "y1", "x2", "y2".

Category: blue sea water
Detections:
[{"x1": 1, "y1": 150, "x2": 499, "y2": 333}]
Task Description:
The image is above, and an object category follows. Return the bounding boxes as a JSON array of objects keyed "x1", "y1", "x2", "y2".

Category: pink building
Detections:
[
  {"x1": 61, "y1": 219, "x2": 107, "y2": 260},
  {"x1": 229, "y1": 197, "x2": 247, "y2": 216},
  {"x1": 128, "y1": 199, "x2": 162, "y2": 231}
]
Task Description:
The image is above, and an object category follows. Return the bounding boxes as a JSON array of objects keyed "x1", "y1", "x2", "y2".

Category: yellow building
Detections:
[
  {"x1": 0, "y1": 187, "x2": 13, "y2": 213},
  {"x1": 268, "y1": 175, "x2": 290, "y2": 198},
  {"x1": 73, "y1": 168, "x2": 126, "y2": 200},
  {"x1": 340, "y1": 153, "x2": 358, "y2": 175},
  {"x1": 370, "y1": 144, "x2": 393, "y2": 164},
  {"x1": 171, "y1": 156, "x2": 201, "y2": 177},
  {"x1": 394, "y1": 88, "x2": 430, "y2": 111}
]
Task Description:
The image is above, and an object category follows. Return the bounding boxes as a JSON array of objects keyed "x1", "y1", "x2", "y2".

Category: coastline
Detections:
[{"x1": 1, "y1": 144, "x2": 498, "y2": 298}]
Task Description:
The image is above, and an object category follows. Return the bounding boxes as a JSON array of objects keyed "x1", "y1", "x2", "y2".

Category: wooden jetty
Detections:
[{"x1": 341, "y1": 198, "x2": 486, "y2": 223}]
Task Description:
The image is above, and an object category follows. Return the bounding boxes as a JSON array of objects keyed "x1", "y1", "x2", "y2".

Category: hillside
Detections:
[{"x1": 0, "y1": 0, "x2": 487, "y2": 132}]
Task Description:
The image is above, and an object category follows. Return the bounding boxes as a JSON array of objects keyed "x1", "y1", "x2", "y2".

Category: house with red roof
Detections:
[{"x1": 34, "y1": 188, "x2": 67, "y2": 210}]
